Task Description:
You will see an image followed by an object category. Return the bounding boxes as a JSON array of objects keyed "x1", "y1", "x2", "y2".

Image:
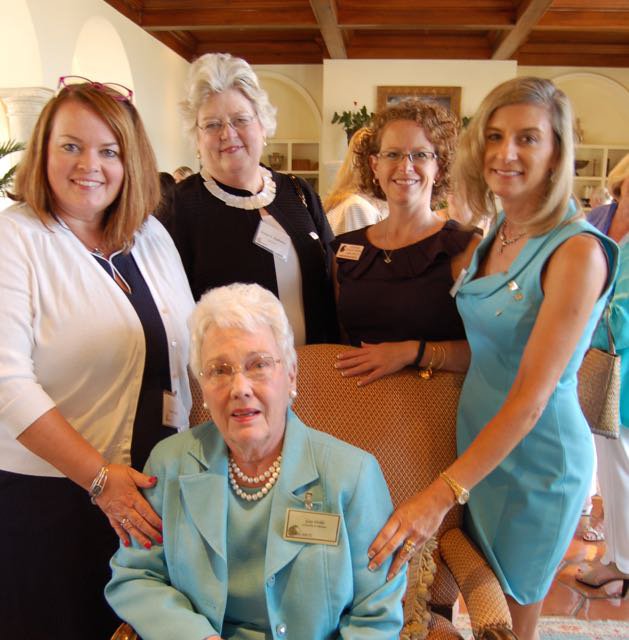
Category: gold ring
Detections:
[{"x1": 402, "y1": 539, "x2": 416, "y2": 556}]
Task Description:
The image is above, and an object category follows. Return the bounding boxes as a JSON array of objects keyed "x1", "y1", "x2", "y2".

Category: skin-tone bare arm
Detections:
[
  {"x1": 18, "y1": 408, "x2": 163, "y2": 548},
  {"x1": 368, "y1": 233, "x2": 609, "y2": 578}
]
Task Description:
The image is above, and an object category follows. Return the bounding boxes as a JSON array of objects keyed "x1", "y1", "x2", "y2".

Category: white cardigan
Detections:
[{"x1": 0, "y1": 203, "x2": 195, "y2": 477}]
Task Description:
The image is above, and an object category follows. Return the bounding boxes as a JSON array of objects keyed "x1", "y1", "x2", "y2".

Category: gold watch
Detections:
[{"x1": 440, "y1": 471, "x2": 470, "y2": 505}]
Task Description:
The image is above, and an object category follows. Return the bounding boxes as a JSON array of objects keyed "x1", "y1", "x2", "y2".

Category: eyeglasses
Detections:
[
  {"x1": 57, "y1": 76, "x2": 134, "y2": 103},
  {"x1": 197, "y1": 115, "x2": 256, "y2": 135},
  {"x1": 200, "y1": 353, "x2": 281, "y2": 386},
  {"x1": 377, "y1": 150, "x2": 438, "y2": 165}
]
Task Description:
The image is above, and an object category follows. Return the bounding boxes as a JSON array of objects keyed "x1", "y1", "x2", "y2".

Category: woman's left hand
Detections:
[
  {"x1": 368, "y1": 480, "x2": 453, "y2": 579},
  {"x1": 335, "y1": 341, "x2": 417, "y2": 386}
]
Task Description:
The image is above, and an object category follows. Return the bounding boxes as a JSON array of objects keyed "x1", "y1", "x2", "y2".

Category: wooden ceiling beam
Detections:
[
  {"x1": 492, "y1": 0, "x2": 553, "y2": 60},
  {"x1": 539, "y1": 11, "x2": 629, "y2": 30},
  {"x1": 310, "y1": 0, "x2": 346, "y2": 59}
]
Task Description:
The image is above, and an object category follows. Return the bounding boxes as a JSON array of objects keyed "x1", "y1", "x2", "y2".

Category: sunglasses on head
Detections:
[{"x1": 57, "y1": 75, "x2": 133, "y2": 103}]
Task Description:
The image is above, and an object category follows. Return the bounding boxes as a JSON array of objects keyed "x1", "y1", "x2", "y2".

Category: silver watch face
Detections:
[{"x1": 458, "y1": 489, "x2": 470, "y2": 505}]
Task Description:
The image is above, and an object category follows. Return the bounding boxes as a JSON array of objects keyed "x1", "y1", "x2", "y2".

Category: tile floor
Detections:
[{"x1": 541, "y1": 496, "x2": 629, "y2": 620}]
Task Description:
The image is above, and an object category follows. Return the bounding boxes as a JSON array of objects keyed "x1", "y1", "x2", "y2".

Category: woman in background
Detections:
[
  {"x1": 368, "y1": 77, "x2": 618, "y2": 640},
  {"x1": 170, "y1": 52, "x2": 337, "y2": 345},
  {"x1": 0, "y1": 78, "x2": 193, "y2": 638},
  {"x1": 324, "y1": 127, "x2": 388, "y2": 235}
]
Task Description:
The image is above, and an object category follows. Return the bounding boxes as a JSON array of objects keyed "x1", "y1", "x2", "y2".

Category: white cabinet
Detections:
[
  {"x1": 265, "y1": 139, "x2": 319, "y2": 191},
  {"x1": 574, "y1": 144, "x2": 629, "y2": 208}
]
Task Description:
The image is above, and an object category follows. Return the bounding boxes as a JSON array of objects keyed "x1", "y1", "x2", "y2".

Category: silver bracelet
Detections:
[{"x1": 88, "y1": 464, "x2": 109, "y2": 504}]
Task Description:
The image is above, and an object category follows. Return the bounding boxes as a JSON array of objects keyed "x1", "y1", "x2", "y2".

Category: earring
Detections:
[
  {"x1": 289, "y1": 389, "x2": 297, "y2": 400},
  {"x1": 202, "y1": 401, "x2": 208, "y2": 409},
  {"x1": 196, "y1": 151, "x2": 201, "y2": 160},
  {"x1": 263, "y1": 138, "x2": 268, "y2": 147},
  {"x1": 372, "y1": 176, "x2": 379, "y2": 186}
]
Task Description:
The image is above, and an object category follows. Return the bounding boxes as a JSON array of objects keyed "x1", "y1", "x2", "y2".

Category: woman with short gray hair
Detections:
[{"x1": 170, "y1": 53, "x2": 337, "y2": 346}]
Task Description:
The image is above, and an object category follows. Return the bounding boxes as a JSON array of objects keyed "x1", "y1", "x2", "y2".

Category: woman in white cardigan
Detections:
[{"x1": 0, "y1": 78, "x2": 194, "y2": 639}]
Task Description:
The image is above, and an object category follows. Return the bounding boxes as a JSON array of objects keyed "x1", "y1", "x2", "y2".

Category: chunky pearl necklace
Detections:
[
  {"x1": 203, "y1": 166, "x2": 277, "y2": 210},
  {"x1": 228, "y1": 455, "x2": 281, "y2": 502}
]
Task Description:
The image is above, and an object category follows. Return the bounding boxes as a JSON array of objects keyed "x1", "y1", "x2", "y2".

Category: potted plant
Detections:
[
  {"x1": 331, "y1": 103, "x2": 374, "y2": 143},
  {"x1": 0, "y1": 139, "x2": 25, "y2": 197}
]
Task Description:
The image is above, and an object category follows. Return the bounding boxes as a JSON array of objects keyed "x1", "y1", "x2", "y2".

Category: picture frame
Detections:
[{"x1": 376, "y1": 86, "x2": 461, "y2": 117}]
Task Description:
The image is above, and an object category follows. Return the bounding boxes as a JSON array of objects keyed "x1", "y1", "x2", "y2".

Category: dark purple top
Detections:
[{"x1": 332, "y1": 221, "x2": 476, "y2": 346}]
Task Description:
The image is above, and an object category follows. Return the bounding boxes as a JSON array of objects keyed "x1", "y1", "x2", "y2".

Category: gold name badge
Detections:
[
  {"x1": 283, "y1": 508, "x2": 341, "y2": 545},
  {"x1": 335, "y1": 243, "x2": 364, "y2": 261}
]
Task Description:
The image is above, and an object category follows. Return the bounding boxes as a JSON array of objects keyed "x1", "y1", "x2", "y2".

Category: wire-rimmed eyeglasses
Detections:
[
  {"x1": 199, "y1": 353, "x2": 281, "y2": 386},
  {"x1": 57, "y1": 76, "x2": 134, "y2": 103},
  {"x1": 377, "y1": 150, "x2": 438, "y2": 165},
  {"x1": 197, "y1": 114, "x2": 256, "y2": 136}
]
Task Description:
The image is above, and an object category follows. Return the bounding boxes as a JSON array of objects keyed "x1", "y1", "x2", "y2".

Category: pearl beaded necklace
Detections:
[{"x1": 228, "y1": 455, "x2": 282, "y2": 502}]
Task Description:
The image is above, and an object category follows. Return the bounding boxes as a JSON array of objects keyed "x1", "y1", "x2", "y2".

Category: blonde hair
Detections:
[
  {"x1": 180, "y1": 53, "x2": 277, "y2": 144},
  {"x1": 454, "y1": 76, "x2": 578, "y2": 236},
  {"x1": 353, "y1": 99, "x2": 459, "y2": 208},
  {"x1": 189, "y1": 283, "x2": 297, "y2": 380},
  {"x1": 607, "y1": 152, "x2": 629, "y2": 200},
  {"x1": 12, "y1": 83, "x2": 159, "y2": 251},
  {"x1": 323, "y1": 127, "x2": 371, "y2": 211}
]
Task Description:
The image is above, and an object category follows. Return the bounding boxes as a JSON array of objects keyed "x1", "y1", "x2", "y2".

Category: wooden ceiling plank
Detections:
[
  {"x1": 492, "y1": 0, "x2": 553, "y2": 60},
  {"x1": 309, "y1": 0, "x2": 347, "y2": 58},
  {"x1": 539, "y1": 11, "x2": 629, "y2": 30}
]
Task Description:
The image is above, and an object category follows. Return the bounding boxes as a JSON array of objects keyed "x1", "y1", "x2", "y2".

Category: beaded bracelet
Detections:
[{"x1": 88, "y1": 464, "x2": 109, "y2": 504}]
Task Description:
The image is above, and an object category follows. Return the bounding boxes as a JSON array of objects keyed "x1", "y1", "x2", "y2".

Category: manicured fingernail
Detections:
[
  {"x1": 144, "y1": 541, "x2": 152, "y2": 549},
  {"x1": 158, "y1": 522, "x2": 163, "y2": 531},
  {"x1": 368, "y1": 549, "x2": 375, "y2": 559},
  {"x1": 333, "y1": 363, "x2": 339, "y2": 369},
  {"x1": 156, "y1": 535, "x2": 163, "y2": 544},
  {"x1": 150, "y1": 476, "x2": 158, "y2": 484},
  {"x1": 123, "y1": 540, "x2": 130, "y2": 547},
  {"x1": 386, "y1": 572, "x2": 393, "y2": 581},
  {"x1": 368, "y1": 562, "x2": 377, "y2": 572}
]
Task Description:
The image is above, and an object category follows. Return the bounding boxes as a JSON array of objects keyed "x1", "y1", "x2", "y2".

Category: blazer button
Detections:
[
  {"x1": 266, "y1": 575, "x2": 276, "y2": 587},
  {"x1": 276, "y1": 622, "x2": 287, "y2": 636}
]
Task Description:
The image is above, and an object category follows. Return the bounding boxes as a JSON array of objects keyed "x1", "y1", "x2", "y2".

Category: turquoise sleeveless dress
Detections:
[{"x1": 455, "y1": 208, "x2": 618, "y2": 604}]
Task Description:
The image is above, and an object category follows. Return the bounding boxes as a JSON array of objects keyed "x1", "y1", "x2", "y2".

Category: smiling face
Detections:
[
  {"x1": 369, "y1": 119, "x2": 439, "y2": 211},
  {"x1": 47, "y1": 100, "x2": 124, "y2": 224},
  {"x1": 483, "y1": 103, "x2": 558, "y2": 216},
  {"x1": 199, "y1": 324, "x2": 295, "y2": 463},
  {"x1": 196, "y1": 88, "x2": 265, "y2": 190}
]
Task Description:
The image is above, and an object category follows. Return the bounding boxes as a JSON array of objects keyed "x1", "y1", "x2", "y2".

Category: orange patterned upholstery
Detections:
[{"x1": 293, "y1": 344, "x2": 515, "y2": 640}]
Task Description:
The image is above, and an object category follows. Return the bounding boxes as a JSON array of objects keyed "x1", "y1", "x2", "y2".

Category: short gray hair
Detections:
[
  {"x1": 180, "y1": 53, "x2": 277, "y2": 144},
  {"x1": 189, "y1": 283, "x2": 296, "y2": 379}
]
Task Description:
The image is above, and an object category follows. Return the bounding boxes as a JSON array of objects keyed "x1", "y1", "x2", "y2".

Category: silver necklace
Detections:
[
  {"x1": 204, "y1": 166, "x2": 276, "y2": 210},
  {"x1": 228, "y1": 454, "x2": 281, "y2": 502},
  {"x1": 498, "y1": 219, "x2": 527, "y2": 255},
  {"x1": 382, "y1": 223, "x2": 394, "y2": 264}
]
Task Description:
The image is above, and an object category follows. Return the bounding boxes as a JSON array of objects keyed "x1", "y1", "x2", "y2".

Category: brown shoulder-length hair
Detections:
[
  {"x1": 354, "y1": 99, "x2": 459, "y2": 208},
  {"x1": 12, "y1": 83, "x2": 160, "y2": 251}
]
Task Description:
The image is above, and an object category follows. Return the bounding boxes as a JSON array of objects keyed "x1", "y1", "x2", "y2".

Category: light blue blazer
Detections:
[{"x1": 106, "y1": 410, "x2": 405, "y2": 639}]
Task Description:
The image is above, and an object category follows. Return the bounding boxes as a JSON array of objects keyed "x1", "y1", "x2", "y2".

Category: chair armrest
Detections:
[{"x1": 439, "y1": 528, "x2": 516, "y2": 640}]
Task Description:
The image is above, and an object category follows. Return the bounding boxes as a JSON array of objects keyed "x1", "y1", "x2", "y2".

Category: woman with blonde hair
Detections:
[
  {"x1": 0, "y1": 77, "x2": 194, "y2": 638},
  {"x1": 324, "y1": 127, "x2": 388, "y2": 235},
  {"x1": 368, "y1": 77, "x2": 618, "y2": 640}
]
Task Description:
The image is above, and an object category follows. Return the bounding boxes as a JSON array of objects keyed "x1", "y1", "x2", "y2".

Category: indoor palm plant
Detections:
[{"x1": 0, "y1": 139, "x2": 25, "y2": 197}]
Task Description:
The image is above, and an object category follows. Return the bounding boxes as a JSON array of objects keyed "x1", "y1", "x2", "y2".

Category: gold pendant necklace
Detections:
[{"x1": 498, "y1": 220, "x2": 527, "y2": 255}]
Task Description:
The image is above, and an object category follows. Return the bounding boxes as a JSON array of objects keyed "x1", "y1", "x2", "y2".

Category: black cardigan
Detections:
[{"x1": 169, "y1": 169, "x2": 338, "y2": 344}]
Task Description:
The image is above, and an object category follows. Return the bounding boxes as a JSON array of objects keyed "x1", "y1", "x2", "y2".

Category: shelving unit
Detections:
[
  {"x1": 265, "y1": 139, "x2": 319, "y2": 190},
  {"x1": 574, "y1": 144, "x2": 629, "y2": 208}
]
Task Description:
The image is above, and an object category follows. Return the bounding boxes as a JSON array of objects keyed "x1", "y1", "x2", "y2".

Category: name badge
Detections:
[
  {"x1": 335, "y1": 243, "x2": 364, "y2": 261},
  {"x1": 283, "y1": 508, "x2": 341, "y2": 546},
  {"x1": 450, "y1": 267, "x2": 468, "y2": 297},
  {"x1": 162, "y1": 390, "x2": 186, "y2": 429},
  {"x1": 254, "y1": 218, "x2": 291, "y2": 262}
]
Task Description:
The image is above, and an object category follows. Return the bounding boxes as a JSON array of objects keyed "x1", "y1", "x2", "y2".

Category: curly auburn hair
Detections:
[{"x1": 354, "y1": 99, "x2": 459, "y2": 207}]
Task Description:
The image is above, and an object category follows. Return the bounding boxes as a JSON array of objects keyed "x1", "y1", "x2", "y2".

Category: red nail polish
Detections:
[
  {"x1": 144, "y1": 541, "x2": 152, "y2": 549},
  {"x1": 123, "y1": 540, "x2": 130, "y2": 547},
  {"x1": 150, "y1": 476, "x2": 158, "y2": 484},
  {"x1": 156, "y1": 535, "x2": 163, "y2": 544}
]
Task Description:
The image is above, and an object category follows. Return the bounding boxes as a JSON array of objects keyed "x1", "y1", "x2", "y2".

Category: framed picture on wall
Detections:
[{"x1": 377, "y1": 86, "x2": 461, "y2": 117}]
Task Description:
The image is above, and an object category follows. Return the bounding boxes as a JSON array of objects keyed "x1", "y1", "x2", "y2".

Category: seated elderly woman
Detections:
[{"x1": 106, "y1": 283, "x2": 405, "y2": 639}]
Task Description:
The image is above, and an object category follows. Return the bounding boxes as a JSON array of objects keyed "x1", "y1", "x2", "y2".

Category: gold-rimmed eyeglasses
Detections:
[
  {"x1": 197, "y1": 114, "x2": 256, "y2": 136},
  {"x1": 377, "y1": 150, "x2": 438, "y2": 165},
  {"x1": 199, "y1": 353, "x2": 281, "y2": 386},
  {"x1": 57, "y1": 75, "x2": 134, "y2": 103}
]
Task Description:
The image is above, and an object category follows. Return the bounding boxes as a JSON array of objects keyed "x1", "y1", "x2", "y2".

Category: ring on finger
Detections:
[
  {"x1": 120, "y1": 517, "x2": 131, "y2": 529},
  {"x1": 402, "y1": 539, "x2": 417, "y2": 556}
]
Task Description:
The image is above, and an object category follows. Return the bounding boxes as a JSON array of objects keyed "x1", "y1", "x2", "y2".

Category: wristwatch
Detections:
[{"x1": 440, "y1": 471, "x2": 470, "y2": 505}]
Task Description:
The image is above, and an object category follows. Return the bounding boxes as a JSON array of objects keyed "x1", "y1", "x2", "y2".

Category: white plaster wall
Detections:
[{"x1": 1, "y1": 0, "x2": 194, "y2": 172}]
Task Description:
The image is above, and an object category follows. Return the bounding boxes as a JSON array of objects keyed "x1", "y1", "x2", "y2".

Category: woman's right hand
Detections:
[{"x1": 94, "y1": 463, "x2": 163, "y2": 548}]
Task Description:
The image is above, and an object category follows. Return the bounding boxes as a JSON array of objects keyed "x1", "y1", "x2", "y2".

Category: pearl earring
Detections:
[
  {"x1": 289, "y1": 389, "x2": 297, "y2": 400},
  {"x1": 202, "y1": 401, "x2": 208, "y2": 409},
  {"x1": 196, "y1": 151, "x2": 201, "y2": 160}
]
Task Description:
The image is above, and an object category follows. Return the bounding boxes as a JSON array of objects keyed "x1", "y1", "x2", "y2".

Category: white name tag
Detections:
[
  {"x1": 254, "y1": 218, "x2": 291, "y2": 262},
  {"x1": 450, "y1": 267, "x2": 468, "y2": 297},
  {"x1": 335, "y1": 243, "x2": 364, "y2": 261},
  {"x1": 162, "y1": 390, "x2": 187, "y2": 429},
  {"x1": 283, "y1": 508, "x2": 341, "y2": 546}
]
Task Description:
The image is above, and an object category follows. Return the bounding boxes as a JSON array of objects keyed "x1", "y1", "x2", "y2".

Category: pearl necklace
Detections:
[
  {"x1": 203, "y1": 166, "x2": 277, "y2": 210},
  {"x1": 498, "y1": 219, "x2": 527, "y2": 255},
  {"x1": 228, "y1": 454, "x2": 281, "y2": 502}
]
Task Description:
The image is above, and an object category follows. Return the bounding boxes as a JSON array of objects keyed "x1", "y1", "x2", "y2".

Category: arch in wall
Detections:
[
  {"x1": 72, "y1": 16, "x2": 134, "y2": 92},
  {"x1": 256, "y1": 70, "x2": 321, "y2": 139},
  {"x1": 552, "y1": 72, "x2": 629, "y2": 145}
]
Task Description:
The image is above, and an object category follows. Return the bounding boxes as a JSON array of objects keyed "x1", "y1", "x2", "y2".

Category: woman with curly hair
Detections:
[{"x1": 332, "y1": 100, "x2": 480, "y2": 384}]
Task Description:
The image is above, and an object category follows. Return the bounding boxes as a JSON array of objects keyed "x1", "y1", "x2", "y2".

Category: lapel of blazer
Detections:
[
  {"x1": 179, "y1": 425, "x2": 230, "y2": 561},
  {"x1": 265, "y1": 411, "x2": 321, "y2": 580}
]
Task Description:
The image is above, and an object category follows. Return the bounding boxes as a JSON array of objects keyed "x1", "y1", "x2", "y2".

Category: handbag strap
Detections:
[{"x1": 601, "y1": 305, "x2": 617, "y2": 355}]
